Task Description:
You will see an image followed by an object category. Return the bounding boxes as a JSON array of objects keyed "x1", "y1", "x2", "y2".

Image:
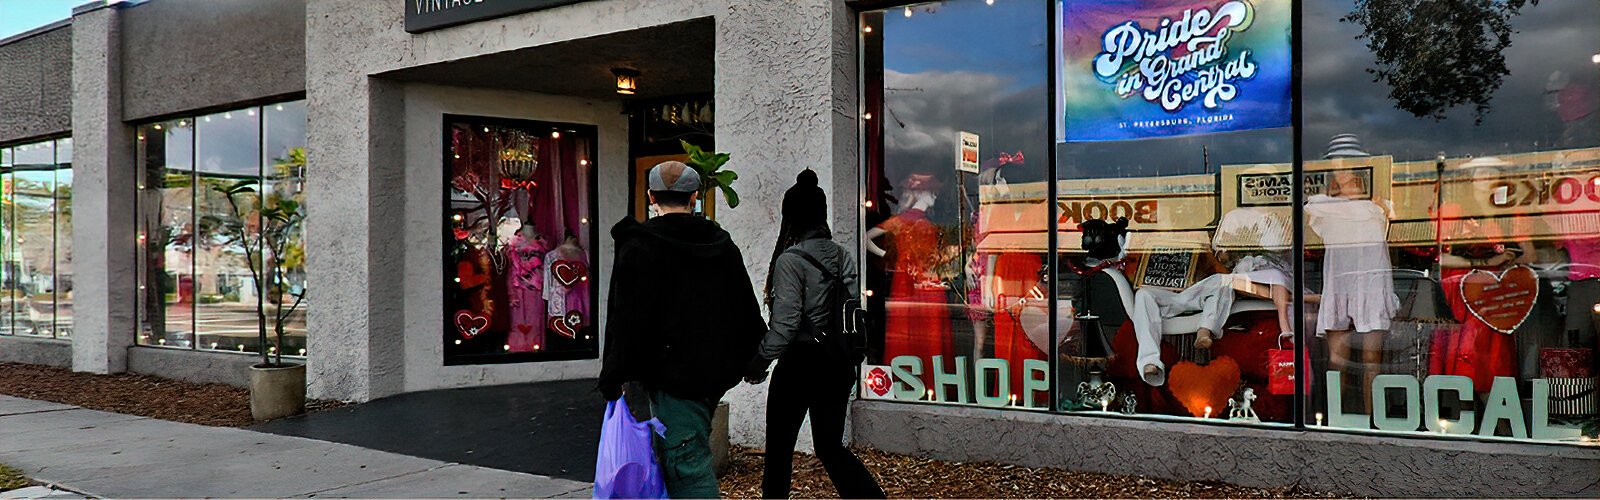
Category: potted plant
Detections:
[
  {"x1": 681, "y1": 140, "x2": 740, "y2": 209},
  {"x1": 215, "y1": 180, "x2": 308, "y2": 421}
]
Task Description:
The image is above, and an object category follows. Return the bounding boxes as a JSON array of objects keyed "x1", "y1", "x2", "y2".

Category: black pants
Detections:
[{"x1": 762, "y1": 347, "x2": 885, "y2": 499}]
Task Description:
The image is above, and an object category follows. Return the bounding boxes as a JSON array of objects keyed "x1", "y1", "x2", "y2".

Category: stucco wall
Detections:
[
  {"x1": 0, "y1": 337, "x2": 72, "y2": 368},
  {"x1": 305, "y1": 0, "x2": 856, "y2": 449},
  {"x1": 119, "y1": 0, "x2": 305, "y2": 121},
  {"x1": 852, "y1": 401, "x2": 1600, "y2": 497},
  {"x1": 126, "y1": 347, "x2": 256, "y2": 387},
  {"x1": 398, "y1": 83, "x2": 626, "y2": 393},
  {"x1": 0, "y1": 26, "x2": 72, "y2": 145}
]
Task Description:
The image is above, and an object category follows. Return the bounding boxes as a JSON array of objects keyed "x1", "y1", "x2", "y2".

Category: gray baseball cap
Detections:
[{"x1": 648, "y1": 161, "x2": 702, "y2": 192}]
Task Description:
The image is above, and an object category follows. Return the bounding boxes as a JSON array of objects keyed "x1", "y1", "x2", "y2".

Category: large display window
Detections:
[
  {"x1": 442, "y1": 115, "x2": 600, "y2": 364},
  {"x1": 0, "y1": 138, "x2": 72, "y2": 339},
  {"x1": 136, "y1": 100, "x2": 308, "y2": 356},
  {"x1": 860, "y1": 0, "x2": 1600, "y2": 444}
]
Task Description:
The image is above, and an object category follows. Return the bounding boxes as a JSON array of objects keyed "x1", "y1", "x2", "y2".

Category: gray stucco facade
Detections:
[
  {"x1": 0, "y1": 24, "x2": 72, "y2": 144},
  {"x1": 2, "y1": 0, "x2": 1597, "y2": 497}
]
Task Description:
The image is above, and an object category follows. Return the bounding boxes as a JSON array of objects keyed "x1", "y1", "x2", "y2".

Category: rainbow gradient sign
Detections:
[{"x1": 1060, "y1": 0, "x2": 1291, "y2": 142}]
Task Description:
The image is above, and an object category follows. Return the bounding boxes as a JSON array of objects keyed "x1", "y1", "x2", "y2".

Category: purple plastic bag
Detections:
[{"x1": 593, "y1": 398, "x2": 668, "y2": 499}]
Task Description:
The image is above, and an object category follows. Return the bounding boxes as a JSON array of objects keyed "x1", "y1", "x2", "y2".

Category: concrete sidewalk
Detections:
[{"x1": 0, "y1": 396, "x2": 591, "y2": 498}]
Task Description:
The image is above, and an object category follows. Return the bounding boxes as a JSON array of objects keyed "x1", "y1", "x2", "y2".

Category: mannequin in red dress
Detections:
[
  {"x1": 1430, "y1": 158, "x2": 1534, "y2": 391},
  {"x1": 866, "y1": 175, "x2": 953, "y2": 390}
]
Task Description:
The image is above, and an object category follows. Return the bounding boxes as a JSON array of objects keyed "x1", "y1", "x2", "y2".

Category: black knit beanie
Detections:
[{"x1": 782, "y1": 169, "x2": 828, "y2": 230}]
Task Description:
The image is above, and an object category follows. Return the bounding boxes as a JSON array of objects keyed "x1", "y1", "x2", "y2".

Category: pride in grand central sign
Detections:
[{"x1": 1060, "y1": 0, "x2": 1291, "y2": 141}]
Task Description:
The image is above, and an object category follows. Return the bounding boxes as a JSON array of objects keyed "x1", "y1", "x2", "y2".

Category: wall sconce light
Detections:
[{"x1": 612, "y1": 68, "x2": 640, "y2": 95}]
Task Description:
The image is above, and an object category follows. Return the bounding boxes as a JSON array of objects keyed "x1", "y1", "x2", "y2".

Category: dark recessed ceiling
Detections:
[{"x1": 382, "y1": 18, "x2": 714, "y2": 100}]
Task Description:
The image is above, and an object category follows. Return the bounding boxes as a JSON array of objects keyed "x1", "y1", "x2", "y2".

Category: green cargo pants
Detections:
[{"x1": 649, "y1": 390, "x2": 722, "y2": 499}]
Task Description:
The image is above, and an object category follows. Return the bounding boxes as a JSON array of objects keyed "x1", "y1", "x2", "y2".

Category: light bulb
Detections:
[
  {"x1": 903, "y1": 7, "x2": 912, "y2": 17},
  {"x1": 863, "y1": 112, "x2": 873, "y2": 120},
  {"x1": 551, "y1": 131, "x2": 561, "y2": 139},
  {"x1": 246, "y1": 109, "x2": 256, "y2": 116},
  {"x1": 299, "y1": 349, "x2": 307, "y2": 355},
  {"x1": 504, "y1": 344, "x2": 511, "y2": 351},
  {"x1": 987, "y1": 0, "x2": 994, "y2": 4},
  {"x1": 455, "y1": 339, "x2": 462, "y2": 345},
  {"x1": 863, "y1": 26, "x2": 873, "y2": 33},
  {"x1": 275, "y1": 104, "x2": 284, "y2": 111}
]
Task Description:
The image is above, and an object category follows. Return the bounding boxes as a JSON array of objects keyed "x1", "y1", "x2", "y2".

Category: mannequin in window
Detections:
[
  {"x1": 507, "y1": 222, "x2": 549, "y2": 352},
  {"x1": 1306, "y1": 135, "x2": 1400, "y2": 410},
  {"x1": 865, "y1": 173, "x2": 951, "y2": 388},
  {"x1": 544, "y1": 230, "x2": 591, "y2": 338},
  {"x1": 1133, "y1": 208, "x2": 1292, "y2": 386},
  {"x1": 1431, "y1": 157, "x2": 1532, "y2": 391}
]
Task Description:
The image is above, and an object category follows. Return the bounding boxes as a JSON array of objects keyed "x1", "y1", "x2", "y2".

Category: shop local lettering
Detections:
[
  {"x1": 1324, "y1": 371, "x2": 1582, "y2": 439},
  {"x1": 878, "y1": 357, "x2": 1583, "y2": 438},
  {"x1": 1093, "y1": 1, "x2": 1260, "y2": 112}
]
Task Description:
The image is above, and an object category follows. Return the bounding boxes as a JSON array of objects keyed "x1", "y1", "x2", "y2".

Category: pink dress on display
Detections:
[
  {"x1": 506, "y1": 234, "x2": 548, "y2": 352},
  {"x1": 544, "y1": 245, "x2": 591, "y2": 339}
]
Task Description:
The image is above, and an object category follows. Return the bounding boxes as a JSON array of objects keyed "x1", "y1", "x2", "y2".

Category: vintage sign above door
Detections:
[{"x1": 406, "y1": 0, "x2": 593, "y2": 33}]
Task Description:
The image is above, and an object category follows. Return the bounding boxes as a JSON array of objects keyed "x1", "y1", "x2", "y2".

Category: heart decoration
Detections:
[
  {"x1": 454, "y1": 310, "x2": 489, "y2": 340},
  {"x1": 1459, "y1": 265, "x2": 1538, "y2": 334},
  {"x1": 457, "y1": 261, "x2": 489, "y2": 290},
  {"x1": 553, "y1": 261, "x2": 588, "y2": 288},
  {"x1": 1166, "y1": 356, "x2": 1241, "y2": 418},
  {"x1": 549, "y1": 312, "x2": 584, "y2": 339},
  {"x1": 516, "y1": 324, "x2": 533, "y2": 335}
]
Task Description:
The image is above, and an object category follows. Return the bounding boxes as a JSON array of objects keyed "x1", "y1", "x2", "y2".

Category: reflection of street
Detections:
[{"x1": 152, "y1": 303, "x2": 307, "y2": 354}]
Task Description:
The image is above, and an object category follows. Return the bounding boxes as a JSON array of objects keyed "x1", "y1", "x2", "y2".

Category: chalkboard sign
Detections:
[{"x1": 1136, "y1": 249, "x2": 1199, "y2": 289}]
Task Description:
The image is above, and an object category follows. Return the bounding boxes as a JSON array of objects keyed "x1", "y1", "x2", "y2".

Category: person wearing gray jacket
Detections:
[{"x1": 744, "y1": 170, "x2": 885, "y2": 499}]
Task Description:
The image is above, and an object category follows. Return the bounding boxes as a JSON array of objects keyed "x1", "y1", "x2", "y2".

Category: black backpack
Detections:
[{"x1": 785, "y1": 247, "x2": 868, "y2": 367}]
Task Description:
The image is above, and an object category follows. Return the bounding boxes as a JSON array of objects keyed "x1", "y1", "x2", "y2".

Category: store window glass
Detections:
[
  {"x1": 54, "y1": 139, "x2": 71, "y2": 338},
  {"x1": 1054, "y1": 0, "x2": 1294, "y2": 423},
  {"x1": 861, "y1": 0, "x2": 1055, "y2": 408},
  {"x1": 263, "y1": 101, "x2": 308, "y2": 356},
  {"x1": 137, "y1": 100, "x2": 306, "y2": 356},
  {"x1": 138, "y1": 119, "x2": 196, "y2": 348},
  {"x1": 3, "y1": 140, "x2": 67, "y2": 339},
  {"x1": 444, "y1": 116, "x2": 599, "y2": 364},
  {"x1": 0, "y1": 147, "x2": 10, "y2": 336},
  {"x1": 195, "y1": 108, "x2": 262, "y2": 353},
  {"x1": 1303, "y1": 0, "x2": 1600, "y2": 442}
]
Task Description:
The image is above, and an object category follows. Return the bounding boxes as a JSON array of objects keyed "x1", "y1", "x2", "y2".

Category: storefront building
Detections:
[{"x1": 1, "y1": 0, "x2": 1597, "y2": 496}]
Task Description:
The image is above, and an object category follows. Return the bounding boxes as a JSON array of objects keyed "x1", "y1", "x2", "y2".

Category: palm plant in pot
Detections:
[{"x1": 214, "y1": 180, "x2": 308, "y2": 421}]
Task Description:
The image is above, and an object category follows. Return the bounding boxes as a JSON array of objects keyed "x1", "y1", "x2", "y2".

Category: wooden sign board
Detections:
[{"x1": 1135, "y1": 248, "x2": 1199, "y2": 289}]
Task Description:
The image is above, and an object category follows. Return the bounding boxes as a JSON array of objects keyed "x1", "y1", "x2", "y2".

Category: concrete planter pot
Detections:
[{"x1": 249, "y1": 363, "x2": 306, "y2": 421}]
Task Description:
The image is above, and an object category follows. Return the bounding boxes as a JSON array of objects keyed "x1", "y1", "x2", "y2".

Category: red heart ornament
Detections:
[
  {"x1": 1460, "y1": 265, "x2": 1538, "y2": 334},
  {"x1": 549, "y1": 312, "x2": 583, "y2": 339},
  {"x1": 454, "y1": 310, "x2": 489, "y2": 340},
  {"x1": 457, "y1": 261, "x2": 489, "y2": 289},
  {"x1": 553, "y1": 261, "x2": 588, "y2": 288},
  {"x1": 516, "y1": 324, "x2": 533, "y2": 335},
  {"x1": 1166, "y1": 356, "x2": 1241, "y2": 418}
]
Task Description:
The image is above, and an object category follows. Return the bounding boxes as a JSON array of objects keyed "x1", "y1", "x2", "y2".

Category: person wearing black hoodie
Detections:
[
  {"x1": 744, "y1": 170, "x2": 886, "y2": 499},
  {"x1": 598, "y1": 160, "x2": 765, "y2": 499}
]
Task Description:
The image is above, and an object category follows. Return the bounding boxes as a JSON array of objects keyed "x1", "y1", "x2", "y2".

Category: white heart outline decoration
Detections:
[{"x1": 1458, "y1": 265, "x2": 1539, "y2": 335}]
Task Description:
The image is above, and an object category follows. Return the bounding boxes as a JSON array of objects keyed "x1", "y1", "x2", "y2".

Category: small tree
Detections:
[
  {"x1": 214, "y1": 181, "x2": 306, "y2": 367},
  {"x1": 680, "y1": 140, "x2": 740, "y2": 208}
]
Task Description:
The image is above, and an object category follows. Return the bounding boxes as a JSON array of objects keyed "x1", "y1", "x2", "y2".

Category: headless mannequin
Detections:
[
  {"x1": 864, "y1": 190, "x2": 936, "y2": 258},
  {"x1": 1136, "y1": 210, "x2": 1294, "y2": 384},
  {"x1": 1316, "y1": 170, "x2": 1392, "y2": 412}
]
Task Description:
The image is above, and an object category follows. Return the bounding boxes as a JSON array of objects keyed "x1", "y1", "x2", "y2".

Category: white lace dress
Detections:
[{"x1": 1306, "y1": 195, "x2": 1399, "y2": 333}]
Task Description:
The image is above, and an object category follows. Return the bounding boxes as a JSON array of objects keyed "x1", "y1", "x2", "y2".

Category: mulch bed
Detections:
[
  {"x1": 719, "y1": 446, "x2": 1335, "y2": 499},
  {"x1": 0, "y1": 363, "x2": 347, "y2": 427}
]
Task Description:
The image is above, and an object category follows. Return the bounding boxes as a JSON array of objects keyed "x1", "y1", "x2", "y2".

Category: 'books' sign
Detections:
[{"x1": 406, "y1": 0, "x2": 592, "y2": 33}]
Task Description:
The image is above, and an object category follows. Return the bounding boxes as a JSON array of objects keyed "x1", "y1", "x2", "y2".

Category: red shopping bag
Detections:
[{"x1": 1267, "y1": 333, "x2": 1310, "y2": 396}]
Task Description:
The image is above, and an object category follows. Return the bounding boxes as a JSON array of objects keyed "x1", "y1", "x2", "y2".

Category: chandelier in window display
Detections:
[{"x1": 498, "y1": 131, "x2": 540, "y2": 191}]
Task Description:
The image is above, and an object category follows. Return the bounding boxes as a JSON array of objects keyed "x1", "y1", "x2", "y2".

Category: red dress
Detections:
[
  {"x1": 990, "y1": 252, "x2": 1047, "y2": 404},
  {"x1": 1428, "y1": 204, "x2": 1520, "y2": 391},
  {"x1": 881, "y1": 209, "x2": 953, "y2": 387}
]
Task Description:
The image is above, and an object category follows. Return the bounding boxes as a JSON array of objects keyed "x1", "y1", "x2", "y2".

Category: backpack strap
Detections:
[{"x1": 785, "y1": 247, "x2": 845, "y2": 286}]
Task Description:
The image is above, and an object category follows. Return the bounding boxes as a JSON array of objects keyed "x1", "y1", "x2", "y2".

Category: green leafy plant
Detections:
[
  {"x1": 213, "y1": 180, "x2": 306, "y2": 367},
  {"x1": 680, "y1": 139, "x2": 739, "y2": 209}
]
